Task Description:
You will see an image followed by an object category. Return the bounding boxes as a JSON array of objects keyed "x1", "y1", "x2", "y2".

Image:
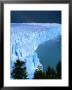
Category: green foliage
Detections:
[
  {"x1": 51, "y1": 68, "x2": 56, "y2": 79},
  {"x1": 46, "y1": 66, "x2": 56, "y2": 79},
  {"x1": 56, "y1": 61, "x2": 61, "y2": 79},
  {"x1": 34, "y1": 69, "x2": 46, "y2": 79},
  {"x1": 46, "y1": 61, "x2": 61, "y2": 79},
  {"x1": 33, "y1": 61, "x2": 61, "y2": 79},
  {"x1": 46, "y1": 66, "x2": 52, "y2": 79},
  {"x1": 11, "y1": 59, "x2": 61, "y2": 79},
  {"x1": 11, "y1": 59, "x2": 27, "y2": 79},
  {"x1": 34, "y1": 65, "x2": 46, "y2": 79}
]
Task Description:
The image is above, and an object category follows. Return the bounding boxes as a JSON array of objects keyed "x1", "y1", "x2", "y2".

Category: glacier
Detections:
[{"x1": 10, "y1": 23, "x2": 61, "y2": 79}]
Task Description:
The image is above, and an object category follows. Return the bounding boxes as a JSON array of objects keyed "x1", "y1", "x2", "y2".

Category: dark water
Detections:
[{"x1": 36, "y1": 37, "x2": 61, "y2": 71}]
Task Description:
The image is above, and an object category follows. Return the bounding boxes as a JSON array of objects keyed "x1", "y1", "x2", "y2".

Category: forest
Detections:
[{"x1": 11, "y1": 59, "x2": 61, "y2": 79}]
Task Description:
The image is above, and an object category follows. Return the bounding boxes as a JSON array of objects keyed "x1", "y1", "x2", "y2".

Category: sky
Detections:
[{"x1": 11, "y1": 11, "x2": 61, "y2": 24}]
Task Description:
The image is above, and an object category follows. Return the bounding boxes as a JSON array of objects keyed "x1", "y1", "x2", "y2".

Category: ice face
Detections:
[
  {"x1": 25, "y1": 52, "x2": 43, "y2": 79},
  {"x1": 11, "y1": 23, "x2": 61, "y2": 79}
]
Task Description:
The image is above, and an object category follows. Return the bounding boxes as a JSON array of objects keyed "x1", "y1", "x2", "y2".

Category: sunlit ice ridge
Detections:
[{"x1": 11, "y1": 23, "x2": 61, "y2": 79}]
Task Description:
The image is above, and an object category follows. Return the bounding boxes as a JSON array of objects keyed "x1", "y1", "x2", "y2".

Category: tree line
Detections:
[{"x1": 11, "y1": 59, "x2": 61, "y2": 79}]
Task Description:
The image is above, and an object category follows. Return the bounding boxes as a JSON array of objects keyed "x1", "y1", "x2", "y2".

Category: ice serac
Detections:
[{"x1": 11, "y1": 23, "x2": 61, "y2": 79}]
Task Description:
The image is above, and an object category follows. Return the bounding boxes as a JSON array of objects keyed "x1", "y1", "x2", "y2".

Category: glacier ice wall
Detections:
[{"x1": 10, "y1": 23, "x2": 61, "y2": 79}]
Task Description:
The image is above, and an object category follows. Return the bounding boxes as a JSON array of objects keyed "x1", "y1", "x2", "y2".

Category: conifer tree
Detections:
[
  {"x1": 46, "y1": 66, "x2": 52, "y2": 79},
  {"x1": 34, "y1": 65, "x2": 46, "y2": 79},
  {"x1": 56, "y1": 61, "x2": 61, "y2": 79},
  {"x1": 11, "y1": 59, "x2": 27, "y2": 79}
]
